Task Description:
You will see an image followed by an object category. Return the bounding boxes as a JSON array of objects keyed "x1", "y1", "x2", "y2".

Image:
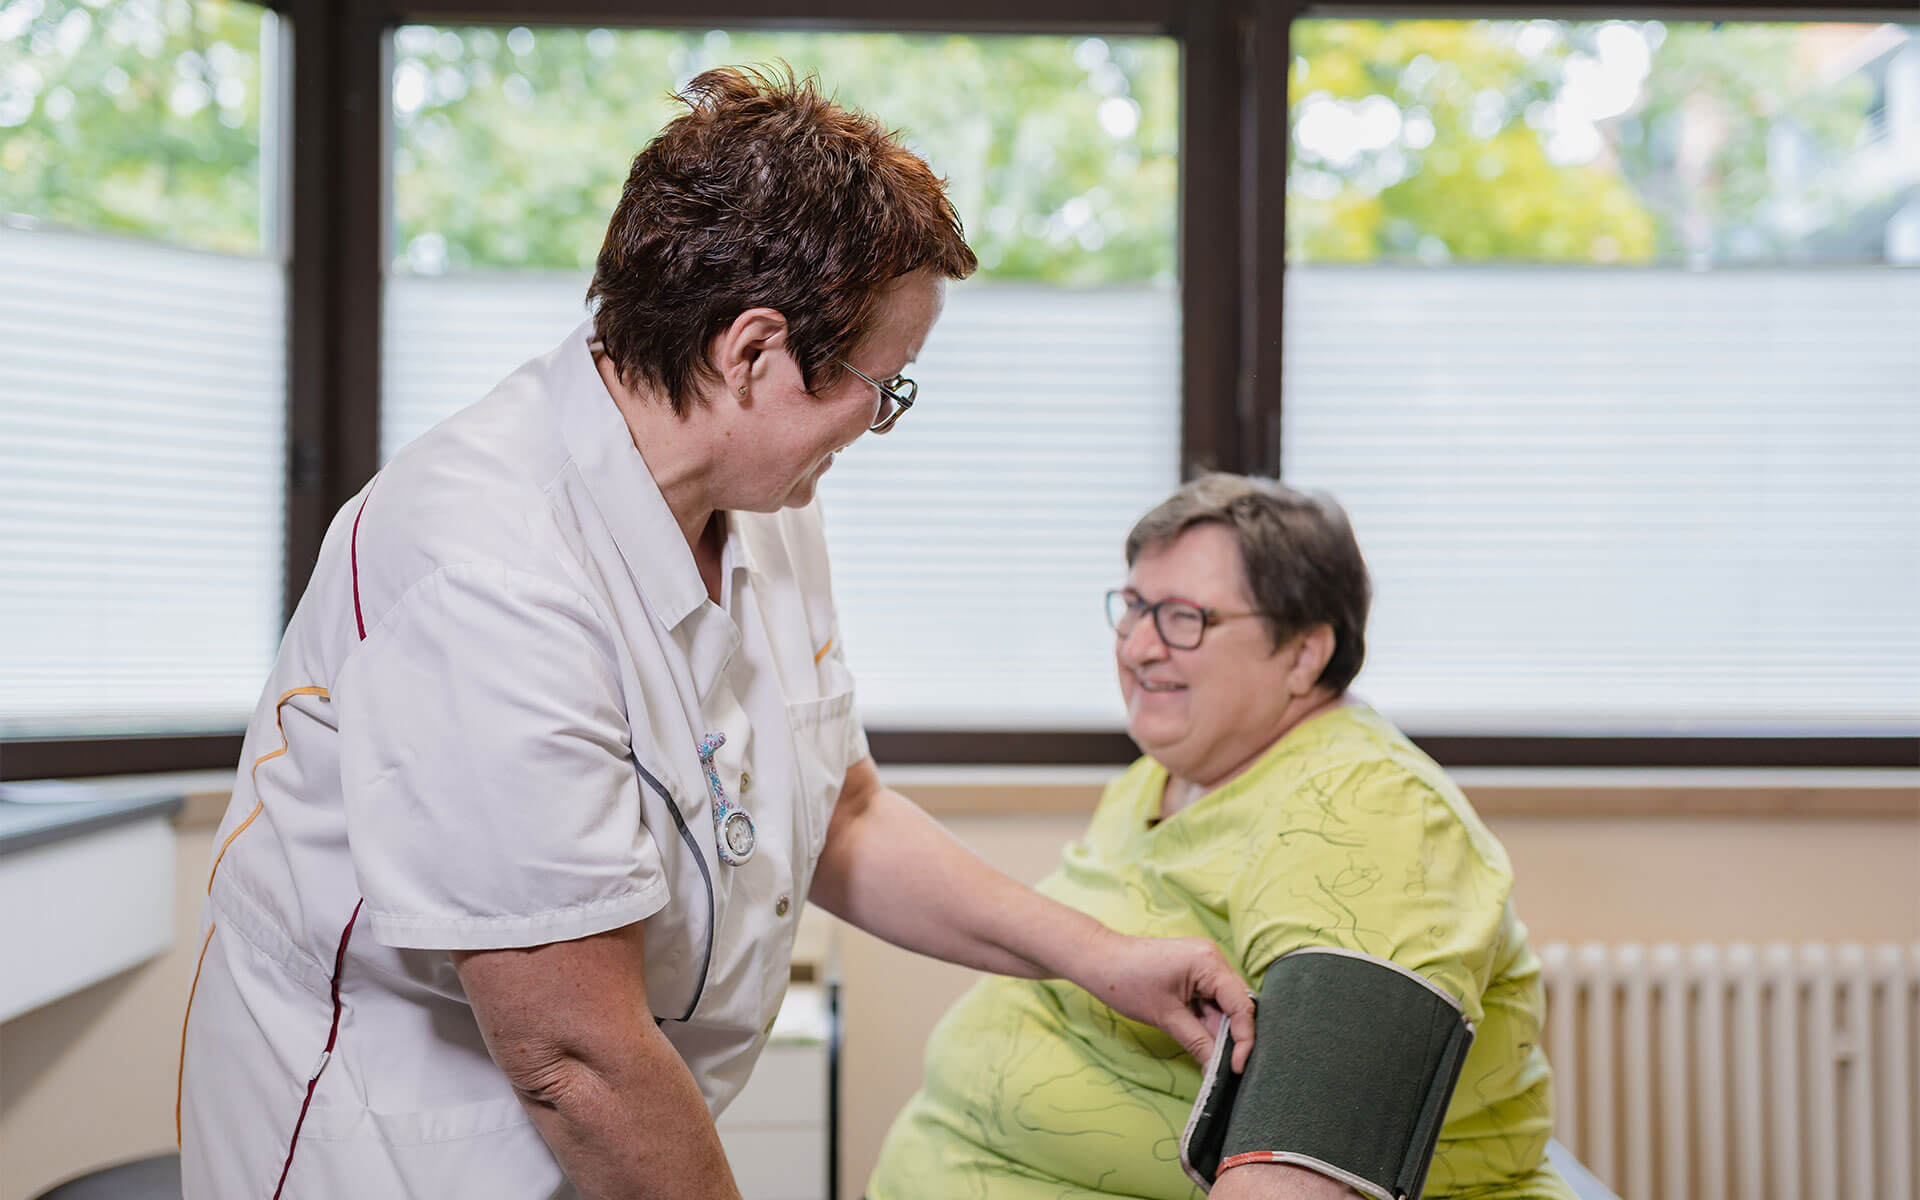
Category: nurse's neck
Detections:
[{"x1": 594, "y1": 348, "x2": 731, "y2": 569}]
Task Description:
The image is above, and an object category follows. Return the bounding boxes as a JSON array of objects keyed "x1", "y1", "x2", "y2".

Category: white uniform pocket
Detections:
[{"x1": 787, "y1": 686, "x2": 857, "y2": 860}]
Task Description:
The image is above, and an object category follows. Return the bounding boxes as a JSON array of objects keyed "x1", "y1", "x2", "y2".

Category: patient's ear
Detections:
[{"x1": 1283, "y1": 625, "x2": 1335, "y2": 694}]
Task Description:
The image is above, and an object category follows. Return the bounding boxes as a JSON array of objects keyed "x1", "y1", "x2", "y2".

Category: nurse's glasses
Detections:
[{"x1": 840, "y1": 361, "x2": 918, "y2": 434}]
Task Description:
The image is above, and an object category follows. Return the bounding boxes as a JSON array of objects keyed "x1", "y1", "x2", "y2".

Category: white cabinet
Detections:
[
  {"x1": 717, "y1": 984, "x2": 834, "y2": 1200},
  {"x1": 0, "y1": 814, "x2": 175, "y2": 1021}
]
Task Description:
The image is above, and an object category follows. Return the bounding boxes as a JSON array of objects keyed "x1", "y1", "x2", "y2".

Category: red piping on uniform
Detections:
[
  {"x1": 272, "y1": 898, "x2": 363, "y2": 1199},
  {"x1": 350, "y1": 493, "x2": 371, "y2": 640},
  {"x1": 273, "y1": 485, "x2": 375, "y2": 1195}
]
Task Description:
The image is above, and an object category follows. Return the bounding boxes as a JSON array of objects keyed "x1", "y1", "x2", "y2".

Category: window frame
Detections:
[{"x1": 5, "y1": 0, "x2": 1915, "y2": 779}]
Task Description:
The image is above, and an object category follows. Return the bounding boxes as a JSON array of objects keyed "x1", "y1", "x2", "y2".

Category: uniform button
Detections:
[
  {"x1": 739, "y1": 770, "x2": 751, "y2": 792},
  {"x1": 775, "y1": 895, "x2": 790, "y2": 917}
]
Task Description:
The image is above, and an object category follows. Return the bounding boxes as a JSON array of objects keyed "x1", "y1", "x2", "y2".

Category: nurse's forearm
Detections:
[
  {"x1": 808, "y1": 757, "x2": 1116, "y2": 980},
  {"x1": 813, "y1": 759, "x2": 1257, "y2": 1067},
  {"x1": 454, "y1": 925, "x2": 743, "y2": 1200},
  {"x1": 508, "y1": 1029, "x2": 740, "y2": 1200}
]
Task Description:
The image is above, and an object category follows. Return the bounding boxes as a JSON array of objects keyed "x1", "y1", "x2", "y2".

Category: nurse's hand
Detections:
[{"x1": 1078, "y1": 928, "x2": 1256, "y2": 1073}]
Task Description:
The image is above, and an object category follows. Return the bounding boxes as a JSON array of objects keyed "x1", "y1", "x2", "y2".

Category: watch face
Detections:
[{"x1": 723, "y1": 811, "x2": 755, "y2": 858}]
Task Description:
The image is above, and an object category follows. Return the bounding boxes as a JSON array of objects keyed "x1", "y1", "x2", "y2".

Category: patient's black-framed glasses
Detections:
[
  {"x1": 1105, "y1": 588, "x2": 1263, "y2": 651},
  {"x1": 840, "y1": 361, "x2": 918, "y2": 434}
]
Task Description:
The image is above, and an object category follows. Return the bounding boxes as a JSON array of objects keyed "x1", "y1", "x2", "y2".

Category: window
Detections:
[
  {"x1": 1282, "y1": 19, "x2": 1920, "y2": 732},
  {"x1": 7, "y1": 2, "x2": 1910, "y2": 776},
  {"x1": 0, "y1": 0, "x2": 287, "y2": 742},
  {"x1": 382, "y1": 26, "x2": 1182, "y2": 729}
]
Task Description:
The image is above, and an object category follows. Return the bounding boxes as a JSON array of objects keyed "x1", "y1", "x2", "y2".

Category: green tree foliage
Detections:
[
  {"x1": 2, "y1": 6, "x2": 1897, "y2": 270},
  {"x1": 1611, "y1": 23, "x2": 1876, "y2": 262},
  {"x1": 1288, "y1": 19, "x2": 1658, "y2": 263},
  {"x1": 0, "y1": 0, "x2": 266, "y2": 254},
  {"x1": 389, "y1": 28, "x2": 1178, "y2": 283},
  {"x1": 1286, "y1": 19, "x2": 1891, "y2": 264}
]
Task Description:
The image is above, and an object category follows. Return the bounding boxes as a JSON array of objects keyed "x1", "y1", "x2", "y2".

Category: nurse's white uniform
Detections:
[{"x1": 179, "y1": 321, "x2": 867, "y2": 1198}]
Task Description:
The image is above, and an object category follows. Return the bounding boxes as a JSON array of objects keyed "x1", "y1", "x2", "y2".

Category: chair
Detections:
[{"x1": 30, "y1": 1153, "x2": 181, "y2": 1200}]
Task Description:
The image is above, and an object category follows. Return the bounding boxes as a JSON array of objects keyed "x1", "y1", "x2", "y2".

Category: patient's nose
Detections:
[{"x1": 1117, "y1": 615, "x2": 1170, "y2": 666}]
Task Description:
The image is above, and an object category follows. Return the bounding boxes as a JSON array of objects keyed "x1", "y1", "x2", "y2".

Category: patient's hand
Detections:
[{"x1": 1209, "y1": 1162, "x2": 1360, "y2": 1199}]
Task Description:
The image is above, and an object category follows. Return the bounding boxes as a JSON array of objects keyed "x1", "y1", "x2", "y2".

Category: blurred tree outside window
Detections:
[
  {"x1": 389, "y1": 28, "x2": 1179, "y2": 286},
  {"x1": 1289, "y1": 18, "x2": 1920, "y2": 266},
  {"x1": 0, "y1": 0, "x2": 274, "y2": 255},
  {"x1": 7, "y1": 12, "x2": 1913, "y2": 269}
]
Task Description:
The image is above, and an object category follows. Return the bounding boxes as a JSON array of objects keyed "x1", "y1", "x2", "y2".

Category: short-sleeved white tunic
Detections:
[{"x1": 180, "y1": 320, "x2": 867, "y2": 1198}]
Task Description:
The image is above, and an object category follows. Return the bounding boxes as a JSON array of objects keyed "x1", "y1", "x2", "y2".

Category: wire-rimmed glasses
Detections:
[{"x1": 840, "y1": 361, "x2": 918, "y2": 434}]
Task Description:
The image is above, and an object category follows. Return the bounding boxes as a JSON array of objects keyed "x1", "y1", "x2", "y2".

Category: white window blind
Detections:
[
  {"x1": 1281, "y1": 265, "x2": 1920, "y2": 729},
  {"x1": 382, "y1": 276, "x2": 1180, "y2": 727},
  {"x1": 383, "y1": 272, "x2": 588, "y2": 457},
  {"x1": 0, "y1": 225, "x2": 287, "y2": 736}
]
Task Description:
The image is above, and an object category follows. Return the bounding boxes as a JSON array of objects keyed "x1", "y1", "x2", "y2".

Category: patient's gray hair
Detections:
[{"x1": 1125, "y1": 474, "x2": 1371, "y2": 693}]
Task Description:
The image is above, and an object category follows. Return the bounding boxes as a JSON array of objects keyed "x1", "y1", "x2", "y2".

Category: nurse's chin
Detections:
[{"x1": 774, "y1": 457, "x2": 835, "y2": 509}]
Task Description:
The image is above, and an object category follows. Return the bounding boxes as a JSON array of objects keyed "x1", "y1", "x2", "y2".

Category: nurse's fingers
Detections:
[
  {"x1": 1162, "y1": 1002, "x2": 1218, "y2": 1065},
  {"x1": 1190, "y1": 960, "x2": 1257, "y2": 1073}
]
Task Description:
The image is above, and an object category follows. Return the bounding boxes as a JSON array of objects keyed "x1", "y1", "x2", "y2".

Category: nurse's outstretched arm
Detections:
[
  {"x1": 809, "y1": 757, "x2": 1255, "y2": 1071},
  {"x1": 454, "y1": 922, "x2": 742, "y2": 1200}
]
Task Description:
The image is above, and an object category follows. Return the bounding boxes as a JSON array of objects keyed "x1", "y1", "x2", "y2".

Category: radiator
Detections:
[{"x1": 1538, "y1": 942, "x2": 1920, "y2": 1200}]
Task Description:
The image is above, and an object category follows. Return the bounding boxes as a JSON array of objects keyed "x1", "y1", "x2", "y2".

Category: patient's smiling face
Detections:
[{"x1": 1115, "y1": 524, "x2": 1315, "y2": 793}]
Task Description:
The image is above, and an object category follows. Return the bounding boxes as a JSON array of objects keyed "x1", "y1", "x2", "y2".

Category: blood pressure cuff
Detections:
[{"x1": 1179, "y1": 946, "x2": 1475, "y2": 1200}]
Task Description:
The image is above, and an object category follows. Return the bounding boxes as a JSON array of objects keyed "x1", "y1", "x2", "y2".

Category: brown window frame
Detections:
[{"x1": 5, "y1": 0, "x2": 1914, "y2": 779}]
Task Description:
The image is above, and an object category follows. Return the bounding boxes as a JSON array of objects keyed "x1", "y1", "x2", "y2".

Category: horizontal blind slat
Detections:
[
  {"x1": 1282, "y1": 265, "x2": 1920, "y2": 724},
  {"x1": 0, "y1": 228, "x2": 287, "y2": 735}
]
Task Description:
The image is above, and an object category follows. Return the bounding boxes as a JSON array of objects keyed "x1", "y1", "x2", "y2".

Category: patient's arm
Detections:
[
  {"x1": 1181, "y1": 949, "x2": 1472, "y2": 1200},
  {"x1": 1211, "y1": 1164, "x2": 1358, "y2": 1199}
]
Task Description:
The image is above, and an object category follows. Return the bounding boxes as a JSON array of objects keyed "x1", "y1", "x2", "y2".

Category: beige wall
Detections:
[{"x1": 3, "y1": 782, "x2": 1915, "y2": 1199}]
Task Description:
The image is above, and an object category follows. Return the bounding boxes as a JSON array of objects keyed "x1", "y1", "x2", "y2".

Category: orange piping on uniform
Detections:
[
  {"x1": 183, "y1": 686, "x2": 332, "y2": 1147},
  {"x1": 207, "y1": 803, "x2": 262, "y2": 894},
  {"x1": 813, "y1": 637, "x2": 834, "y2": 666},
  {"x1": 208, "y1": 685, "x2": 330, "y2": 893},
  {"x1": 177, "y1": 921, "x2": 217, "y2": 1146}
]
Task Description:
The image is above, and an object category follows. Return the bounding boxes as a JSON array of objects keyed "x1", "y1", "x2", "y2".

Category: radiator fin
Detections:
[{"x1": 1540, "y1": 942, "x2": 1920, "y2": 1200}]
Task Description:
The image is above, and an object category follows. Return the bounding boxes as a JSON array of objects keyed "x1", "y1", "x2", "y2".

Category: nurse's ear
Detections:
[{"x1": 711, "y1": 307, "x2": 791, "y2": 400}]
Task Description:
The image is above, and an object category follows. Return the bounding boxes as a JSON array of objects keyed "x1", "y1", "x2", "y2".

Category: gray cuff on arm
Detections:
[{"x1": 1179, "y1": 947, "x2": 1476, "y2": 1200}]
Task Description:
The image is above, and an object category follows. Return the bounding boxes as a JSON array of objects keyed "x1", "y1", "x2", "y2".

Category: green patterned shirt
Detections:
[{"x1": 869, "y1": 704, "x2": 1572, "y2": 1200}]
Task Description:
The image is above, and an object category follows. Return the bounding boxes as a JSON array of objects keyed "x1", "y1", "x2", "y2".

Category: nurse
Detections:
[{"x1": 178, "y1": 66, "x2": 1253, "y2": 1199}]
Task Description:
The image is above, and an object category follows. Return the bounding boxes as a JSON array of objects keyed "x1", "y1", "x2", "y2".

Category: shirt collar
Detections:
[
  {"x1": 724, "y1": 510, "x2": 764, "y2": 580},
  {"x1": 551, "y1": 318, "x2": 715, "y2": 629}
]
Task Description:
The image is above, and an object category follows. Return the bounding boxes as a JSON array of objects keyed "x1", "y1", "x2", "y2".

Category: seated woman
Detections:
[{"x1": 868, "y1": 475, "x2": 1573, "y2": 1200}]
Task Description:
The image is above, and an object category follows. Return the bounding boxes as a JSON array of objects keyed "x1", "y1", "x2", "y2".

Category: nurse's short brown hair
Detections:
[
  {"x1": 587, "y1": 65, "x2": 977, "y2": 416},
  {"x1": 1125, "y1": 474, "x2": 1371, "y2": 694}
]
